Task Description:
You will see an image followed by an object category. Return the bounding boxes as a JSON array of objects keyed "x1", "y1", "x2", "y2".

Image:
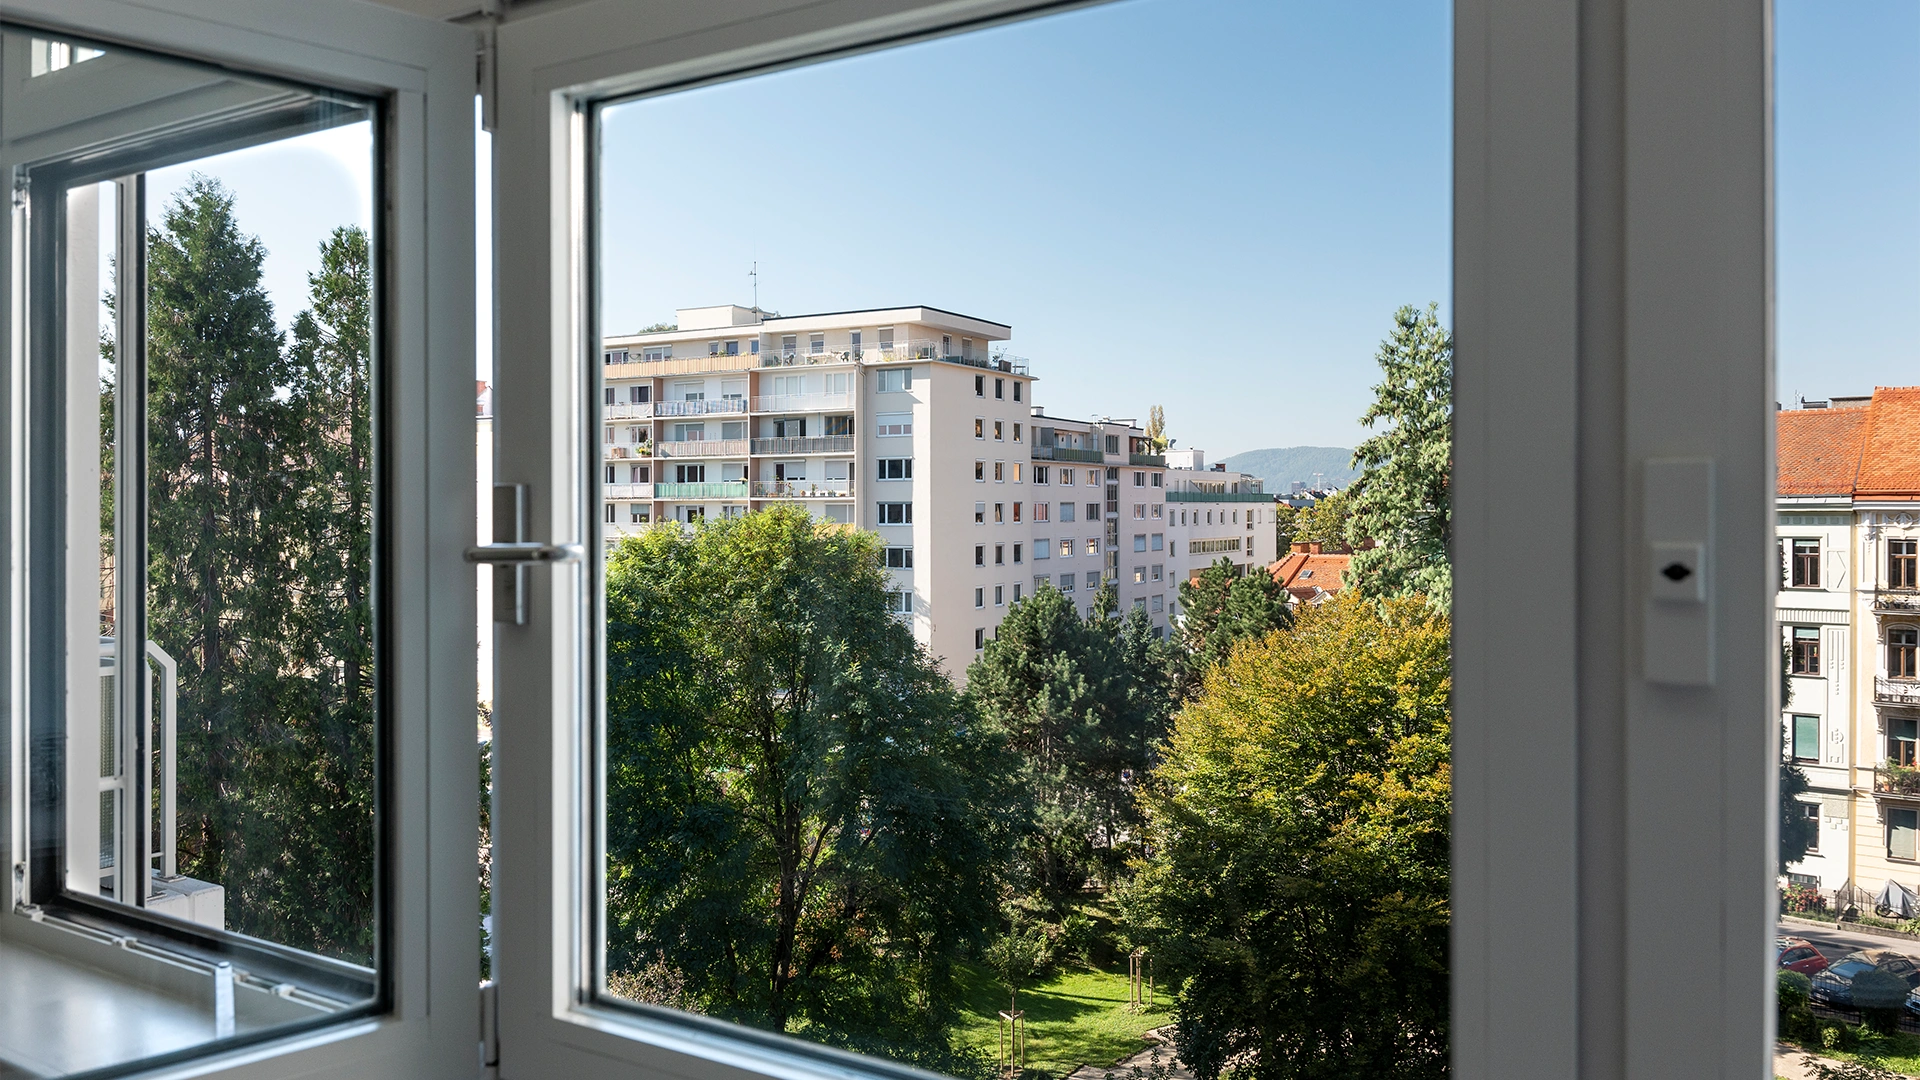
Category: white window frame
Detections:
[
  {"x1": 0, "y1": 2, "x2": 479, "y2": 1079},
  {"x1": 478, "y1": 1, "x2": 1776, "y2": 1079}
]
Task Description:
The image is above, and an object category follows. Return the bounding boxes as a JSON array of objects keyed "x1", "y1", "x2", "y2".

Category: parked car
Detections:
[
  {"x1": 1811, "y1": 949, "x2": 1920, "y2": 1007},
  {"x1": 1778, "y1": 937, "x2": 1831, "y2": 976}
]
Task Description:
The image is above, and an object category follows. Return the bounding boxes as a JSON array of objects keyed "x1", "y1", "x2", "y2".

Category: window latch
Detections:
[{"x1": 467, "y1": 484, "x2": 581, "y2": 624}]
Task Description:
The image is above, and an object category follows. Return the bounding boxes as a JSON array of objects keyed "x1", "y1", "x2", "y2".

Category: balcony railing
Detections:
[
  {"x1": 751, "y1": 393, "x2": 855, "y2": 414},
  {"x1": 603, "y1": 444, "x2": 649, "y2": 460},
  {"x1": 605, "y1": 483, "x2": 653, "y2": 500},
  {"x1": 605, "y1": 402, "x2": 654, "y2": 419},
  {"x1": 750, "y1": 436, "x2": 856, "y2": 455},
  {"x1": 658, "y1": 439, "x2": 749, "y2": 458},
  {"x1": 758, "y1": 339, "x2": 1029, "y2": 376},
  {"x1": 1876, "y1": 591, "x2": 1920, "y2": 616},
  {"x1": 1033, "y1": 446, "x2": 1105, "y2": 463},
  {"x1": 752, "y1": 479, "x2": 854, "y2": 499},
  {"x1": 654, "y1": 398, "x2": 747, "y2": 417},
  {"x1": 1876, "y1": 765, "x2": 1920, "y2": 798},
  {"x1": 1166, "y1": 490, "x2": 1271, "y2": 503},
  {"x1": 1877, "y1": 678, "x2": 1920, "y2": 707},
  {"x1": 654, "y1": 482, "x2": 748, "y2": 500},
  {"x1": 1129, "y1": 453, "x2": 1167, "y2": 467}
]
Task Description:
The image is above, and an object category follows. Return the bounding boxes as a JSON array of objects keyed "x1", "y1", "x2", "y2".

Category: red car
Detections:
[{"x1": 1779, "y1": 936, "x2": 1831, "y2": 976}]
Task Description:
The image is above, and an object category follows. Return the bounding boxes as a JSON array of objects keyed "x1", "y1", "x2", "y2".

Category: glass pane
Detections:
[
  {"x1": 1774, "y1": 3, "x2": 1920, "y2": 1061},
  {"x1": 4, "y1": 27, "x2": 380, "y2": 1077},
  {"x1": 586, "y1": 3, "x2": 1452, "y2": 1076}
]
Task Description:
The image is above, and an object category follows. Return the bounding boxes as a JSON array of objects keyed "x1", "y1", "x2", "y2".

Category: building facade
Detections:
[
  {"x1": 1776, "y1": 388, "x2": 1920, "y2": 908},
  {"x1": 1161, "y1": 448, "x2": 1277, "y2": 611}
]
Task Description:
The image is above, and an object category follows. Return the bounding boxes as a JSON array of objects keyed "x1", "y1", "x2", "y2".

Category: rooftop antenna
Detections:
[{"x1": 749, "y1": 261, "x2": 759, "y2": 311}]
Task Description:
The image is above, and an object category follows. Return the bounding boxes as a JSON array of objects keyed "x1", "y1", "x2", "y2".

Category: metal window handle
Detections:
[{"x1": 464, "y1": 542, "x2": 584, "y2": 564}]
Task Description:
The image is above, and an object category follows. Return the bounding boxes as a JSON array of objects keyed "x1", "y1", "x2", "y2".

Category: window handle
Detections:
[
  {"x1": 471, "y1": 484, "x2": 579, "y2": 623},
  {"x1": 463, "y1": 542, "x2": 584, "y2": 564}
]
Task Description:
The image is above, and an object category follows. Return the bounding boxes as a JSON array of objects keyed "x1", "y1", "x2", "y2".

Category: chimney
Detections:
[{"x1": 1290, "y1": 542, "x2": 1312, "y2": 554}]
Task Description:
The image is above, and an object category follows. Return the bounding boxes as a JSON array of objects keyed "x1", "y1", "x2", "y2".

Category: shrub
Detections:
[{"x1": 1779, "y1": 968, "x2": 1813, "y2": 1010}]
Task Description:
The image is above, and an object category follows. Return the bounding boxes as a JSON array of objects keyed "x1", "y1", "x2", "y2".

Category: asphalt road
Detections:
[{"x1": 1782, "y1": 919, "x2": 1920, "y2": 963}]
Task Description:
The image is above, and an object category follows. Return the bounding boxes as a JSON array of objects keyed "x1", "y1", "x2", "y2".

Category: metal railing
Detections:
[
  {"x1": 1878, "y1": 678, "x2": 1920, "y2": 707},
  {"x1": 751, "y1": 393, "x2": 855, "y2": 414},
  {"x1": 1033, "y1": 446, "x2": 1105, "y2": 463},
  {"x1": 605, "y1": 483, "x2": 653, "y2": 500},
  {"x1": 653, "y1": 398, "x2": 747, "y2": 417},
  {"x1": 653, "y1": 482, "x2": 748, "y2": 500},
  {"x1": 751, "y1": 436, "x2": 855, "y2": 455},
  {"x1": 758, "y1": 339, "x2": 1029, "y2": 376},
  {"x1": 1129, "y1": 453, "x2": 1167, "y2": 467},
  {"x1": 752, "y1": 479, "x2": 854, "y2": 499},
  {"x1": 1166, "y1": 490, "x2": 1271, "y2": 503},
  {"x1": 1875, "y1": 766, "x2": 1920, "y2": 798},
  {"x1": 603, "y1": 444, "x2": 649, "y2": 459},
  {"x1": 605, "y1": 402, "x2": 654, "y2": 420},
  {"x1": 1876, "y1": 591, "x2": 1920, "y2": 615},
  {"x1": 658, "y1": 439, "x2": 749, "y2": 458}
]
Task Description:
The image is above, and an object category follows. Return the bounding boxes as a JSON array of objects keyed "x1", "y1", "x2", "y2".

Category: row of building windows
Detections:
[
  {"x1": 1786, "y1": 624, "x2": 1919, "y2": 678},
  {"x1": 973, "y1": 418, "x2": 1022, "y2": 442},
  {"x1": 1782, "y1": 536, "x2": 1919, "y2": 589},
  {"x1": 973, "y1": 374, "x2": 1024, "y2": 402}
]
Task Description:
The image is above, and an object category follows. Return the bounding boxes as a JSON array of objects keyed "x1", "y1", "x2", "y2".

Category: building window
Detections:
[
  {"x1": 1151, "y1": 534, "x2": 1164, "y2": 551},
  {"x1": 810, "y1": 333, "x2": 825, "y2": 354},
  {"x1": 1088, "y1": 502, "x2": 1101, "y2": 521},
  {"x1": 875, "y1": 412, "x2": 912, "y2": 437},
  {"x1": 994, "y1": 585, "x2": 1005, "y2": 606},
  {"x1": 1013, "y1": 382, "x2": 1023, "y2": 402},
  {"x1": 975, "y1": 588, "x2": 985, "y2": 609},
  {"x1": 878, "y1": 328, "x2": 895, "y2": 352},
  {"x1": 975, "y1": 375, "x2": 984, "y2": 397},
  {"x1": 876, "y1": 502, "x2": 912, "y2": 525},
  {"x1": 975, "y1": 627, "x2": 986, "y2": 649},
  {"x1": 1151, "y1": 594, "x2": 1164, "y2": 613},
  {"x1": 994, "y1": 421, "x2": 1004, "y2": 441},
  {"x1": 1893, "y1": 717, "x2": 1919, "y2": 767},
  {"x1": 781, "y1": 334, "x2": 798, "y2": 356},
  {"x1": 1034, "y1": 465, "x2": 1050, "y2": 485},
  {"x1": 1151, "y1": 473, "x2": 1162, "y2": 487},
  {"x1": 1892, "y1": 807, "x2": 1919, "y2": 862},
  {"x1": 1133, "y1": 504, "x2": 1147, "y2": 519},
  {"x1": 1894, "y1": 539, "x2": 1920, "y2": 591},
  {"x1": 1087, "y1": 538, "x2": 1100, "y2": 556},
  {"x1": 1035, "y1": 574, "x2": 1049, "y2": 591},
  {"x1": 1133, "y1": 566, "x2": 1146, "y2": 584},
  {"x1": 1012, "y1": 502, "x2": 1023, "y2": 523},
  {"x1": 1013, "y1": 583, "x2": 1023, "y2": 603},
  {"x1": 995, "y1": 545, "x2": 1005, "y2": 566},
  {"x1": 1014, "y1": 543, "x2": 1024, "y2": 563},
  {"x1": 1105, "y1": 435, "x2": 1120, "y2": 454},
  {"x1": 1061, "y1": 468, "x2": 1075, "y2": 486},
  {"x1": 1035, "y1": 502, "x2": 1049, "y2": 522},
  {"x1": 1035, "y1": 539, "x2": 1050, "y2": 559},
  {"x1": 1060, "y1": 502, "x2": 1076, "y2": 523},
  {"x1": 975, "y1": 545, "x2": 985, "y2": 567},
  {"x1": 1803, "y1": 803, "x2": 1821, "y2": 853},
  {"x1": 630, "y1": 506, "x2": 649, "y2": 523},
  {"x1": 877, "y1": 368, "x2": 912, "y2": 392},
  {"x1": 1152, "y1": 503, "x2": 1162, "y2": 518},
  {"x1": 976, "y1": 502, "x2": 986, "y2": 524},
  {"x1": 1151, "y1": 564, "x2": 1163, "y2": 581},
  {"x1": 1060, "y1": 573, "x2": 1076, "y2": 593},
  {"x1": 1791, "y1": 627, "x2": 1820, "y2": 675},
  {"x1": 605, "y1": 503, "x2": 617, "y2": 523},
  {"x1": 1060, "y1": 539, "x2": 1074, "y2": 558},
  {"x1": 975, "y1": 418, "x2": 985, "y2": 439},
  {"x1": 976, "y1": 461, "x2": 986, "y2": 482},
  {"x1": 995, "y1": 378, "x2": 1005, "y2": 399},
  {"x1": 887, "y1": 589, "x2": 911, "y2": 614},
  {"x1": 994, "y1": 462, "x2": 1005, "y2": 482},
  {"x1": 1791, "y1": 538, "x2": 1821, "y2": 588},
  {"x1": 725, "y1": 340, "x2": 740, "y2": 356},
  {"x1": 878, "y1": 458, "x2": 912, "y2": 481},
  {"x1": 885, "y1": 546, "x2": 914, "y2": 569},
  {"x1": 1012, "y1": 463, "x2": 1023, "y2": 483},
  {"x1": 1134, "y1": 471, "x2": 1145, "y2": 487},
  {"x1": 1013, "y1": 423, "x2": 1023, "y2": 442},
  {"x1": 995, "y1": 503, "x2": 1005, "y2": 524},
  {"x1": 1895, "y1": 627, "x2": 1920, "y2": 680},
  {"x1": 1134, "y1": 534, "x2": 1148, "y2": 552},
  {"x1": 1791, "y1": 714, "x2": 1819, "y2": 764}
]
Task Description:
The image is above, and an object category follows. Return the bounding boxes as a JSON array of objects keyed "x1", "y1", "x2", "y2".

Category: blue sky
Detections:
[
  {"x1": 598, "y1": 0, "x2": 1453, "y2": 457},
  {"x1": 141, "y1": 1, "x2": 1911, "y2": 452}
]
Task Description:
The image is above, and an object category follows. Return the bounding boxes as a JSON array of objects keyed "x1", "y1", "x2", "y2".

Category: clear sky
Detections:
[{"x1": 598, "y1": 0, "x2": 1453, "y2": 458}]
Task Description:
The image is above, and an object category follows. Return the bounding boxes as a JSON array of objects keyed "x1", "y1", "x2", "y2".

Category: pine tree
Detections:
[
  {"x1": 1176, "y1": 557, "x2": 1290, "y2": 676},
  {"x1": 1346, "y1": 303, "x2": 1452, "y2": 608}
]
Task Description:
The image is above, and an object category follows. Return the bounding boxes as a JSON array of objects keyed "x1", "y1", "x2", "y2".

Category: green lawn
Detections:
[{"x1": 954, "y1": 963, "x2": 1171, "y2": 1080}]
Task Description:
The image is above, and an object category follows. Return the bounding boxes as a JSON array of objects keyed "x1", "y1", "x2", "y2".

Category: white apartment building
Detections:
[
  {"x1": 1162, "y1": 448, "x2": 1277, "y2": 613},
  {"x1": 1775, "y1": 388, "x2": 1920, "y2": 907},
  {"x1": 1024, "y1": 412, "x2": 1169, "y2": 628}
]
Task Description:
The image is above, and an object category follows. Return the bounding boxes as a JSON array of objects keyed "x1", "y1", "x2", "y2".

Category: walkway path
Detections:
[{"x1": 1064, "y1": 1027, "x2": 1193, "y2": 1080}]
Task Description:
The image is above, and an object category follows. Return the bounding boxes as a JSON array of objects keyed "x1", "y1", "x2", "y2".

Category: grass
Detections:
[
  {"x1": 953, "y1": 963, "x2": 1170, "y2": 1080},
  {"x1": 1781, "y1": 1031, "x2": 1920, "y2": 1077}
]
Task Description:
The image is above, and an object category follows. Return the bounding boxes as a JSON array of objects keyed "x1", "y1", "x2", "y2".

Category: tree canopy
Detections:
[
  {"x1": 1176, "y1": 557, "x2": 1291, "y2": 677},
  {"x1": 1124, "y1": 594, "x2": 1451, "y2": 1080},
  {"x1": 1346, "y1": 303, "x2": 1452, "y2": 608}
]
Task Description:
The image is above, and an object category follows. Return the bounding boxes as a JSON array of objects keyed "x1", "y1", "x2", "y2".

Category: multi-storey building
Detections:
[
  {"x1": 1776, "y1": 388, "x2": 1920, "y2": 907},
  {"x1": 1161, "y1": 449, "x2": 1276, "y2": 617},
  {"x1": 1023, "y1": 412, "x2": 1171, "y2": 628}
]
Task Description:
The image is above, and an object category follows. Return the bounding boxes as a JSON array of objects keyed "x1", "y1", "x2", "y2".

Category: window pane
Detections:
[
  {"x1": 594, "y1": 2, "x2": 1448, "y2": 1076},
  {"x1": 7, "y1": 26, "x2": 380, "y2": 1077}
]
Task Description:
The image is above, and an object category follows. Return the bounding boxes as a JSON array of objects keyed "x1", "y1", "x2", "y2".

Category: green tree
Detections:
[
  {"x1": 1123, "y1": 594, "x2": 1451, "y2": 1080},
  {"x1": 1176, "y1": 557, "x2": 1291, "y2": 676},
  {"x1": 145, "y1": 176, "x2": 374, "y2": 961},
  {"x1": 1346, "y1": 303, "x2": 1452, "y2": 608},
  {"x1": 1288, "y1": 489, "x2": 1353, "y2": 553},
  {"x1": 603, "y1": 508, "x2": 1016, "y2": 1051},
  {"x1": 1146, "y1": 405, "x2": 1174, "y2": 454}
]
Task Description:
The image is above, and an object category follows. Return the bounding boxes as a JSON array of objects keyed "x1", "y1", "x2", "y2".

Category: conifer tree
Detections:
[{"x1": 1346, "y1": 303, "x2": 1452, "y2": 608}]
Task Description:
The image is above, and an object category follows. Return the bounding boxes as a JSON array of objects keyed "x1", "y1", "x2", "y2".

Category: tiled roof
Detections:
[
  {"x1": 1777, "y1": 407, "x2": 1866, "y2": 496},
  {"x1": 1855, "y1": 387, "x2": 1920, "y2": 498},
  {"x1": 1268, "y1": 552, "x2": 1351, "y2": 594}
]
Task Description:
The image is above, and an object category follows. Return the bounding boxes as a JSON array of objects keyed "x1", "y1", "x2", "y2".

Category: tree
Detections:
[
  {"x1": 603, "y1": 508, "x2": 1017, "y2": 1051},
  {"x1": 145, "y1": 177, "x2": 376, "y2": 962},
  {"x1": 1146, "y1": 405, "x2": 1174, "y2": 454},
  {"x1": 1277, "y1": 490, "x2": 1353, "y2": 554},
  {"x1": 1781, "y1": 762, "x2": 1818, "y2": 874},
  {"x1": 1176, "y1": 558, "x2": 1290, "y2": 676},
  {"x1": 1346, "y1": 303, "x2": 1452, "y2": 608},
  {"x1": 1123, "y1": 594, "x2": 1451, "y2": 1080}
]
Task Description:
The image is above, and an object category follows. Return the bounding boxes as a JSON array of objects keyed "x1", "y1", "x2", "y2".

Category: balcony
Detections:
[
  {"x1": 752, "y1": 479, "x2": 853, "y2": 499},
  {"x1": 750, "y1": 436, "x2": 855, "y2": 455},
  {"x1": 1876, "y1": 765, "x2": 1920, "y2": 799},
  {"x1": 653, "y1": 398, "x2": 747, "y2": 417},
  {"x1": 1875, "y1": 591, "x2": 1920, "y2": 616},
  {"x1": 653, "y1": 482, "x2": 748, "y2": 500},
  {"x1": 605, "y1": 402, "x2": 653, "y2": 419},
  {"x1": 757, "y1": 339, "x2": 1029, "y2": 376},
  {"x1": 603, "y1": 444, "x2": 649, "y2": 460},
  {"x1": 751, "y1": 393, "x2": 855, "y2": 414},
  {"x1": 658, "y1": 439, "x2": 749, "y2": 458},
  {"x1": 1033, "y1": 446, "x2": 1105, "y2": 464},
  {"x1": 605, "y1": 483, "x2": 653, "y2": 500},
  {"x1": 1129, "y1": 453, "x2": 1167, "y2": 467},
  {"x1": 1877, "y1": 678, "x2": 1920, "y2": 707},
  {"x1": 1166, "y1": 490, "x2": 1271, "y2": 503}
]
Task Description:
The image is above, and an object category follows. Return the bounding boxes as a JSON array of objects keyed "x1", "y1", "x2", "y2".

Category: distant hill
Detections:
[{"x1": 1218, "y1": 446, "x2": 1358, "y2": 491}]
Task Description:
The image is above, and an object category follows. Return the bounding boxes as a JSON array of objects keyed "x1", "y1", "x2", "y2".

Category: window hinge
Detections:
[
  {"x1": 476, "y1": 0, "x2": 501, "y2": 133},
  {"x1": 480, "y1": 979, "x2": 500, "y2": 1072}
]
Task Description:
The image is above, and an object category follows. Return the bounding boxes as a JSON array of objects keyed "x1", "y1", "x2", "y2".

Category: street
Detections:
[{"x1": 1781, "y1": 919, "x2": 1920, "y2": 964}]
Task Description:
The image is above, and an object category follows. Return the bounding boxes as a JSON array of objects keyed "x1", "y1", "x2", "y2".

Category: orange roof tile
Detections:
[
  {"x1": 1268, "y1": 551, "x2": 1351, "y2": 594},
  {"x1": 1777, "y1": 408, "x2": 1866, "y2": 496},
  {"x1": 1855, "y1": 387, "x2": 1920, "y2": 498}
]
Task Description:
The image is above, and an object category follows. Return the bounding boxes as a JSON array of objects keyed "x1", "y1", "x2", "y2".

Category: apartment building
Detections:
[
  {"x1": 1776, "y1": 388, "x2": 1920, "y2": 906},
  {"x1": 1161, "y1": 448, "x2": 1277, "y2": 615}
]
